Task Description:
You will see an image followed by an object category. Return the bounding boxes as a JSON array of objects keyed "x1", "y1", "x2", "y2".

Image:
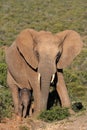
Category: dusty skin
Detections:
[
  {"x1": 0, "y1": 111, "x2": 87, "y2": 130},
  {"x1": 5, "y1": 29, "x2": 83, "y2": 117}
]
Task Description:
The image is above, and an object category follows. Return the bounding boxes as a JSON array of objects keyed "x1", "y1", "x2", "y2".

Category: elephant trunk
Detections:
[
  {"x1": 38, "y1": 62, "x2": 56, "y2": 111},
  {"x1": 40, "y1": 73, "x2": 51, "y2": 110}
]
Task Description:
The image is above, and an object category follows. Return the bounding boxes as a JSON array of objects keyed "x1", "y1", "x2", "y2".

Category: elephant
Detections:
[
  {"x1": 5, "y1": 29, "x2": 83, "y2": 117},
  {"x1": 18, "y1": 88, "x2": 31, "y2": 118}
]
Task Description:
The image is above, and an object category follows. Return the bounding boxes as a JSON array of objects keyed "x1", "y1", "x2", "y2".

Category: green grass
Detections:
[
  {"x1": 0, "y1": 87, "x2": 13, "y2": 120},
  {"x1": 38, "y1": 106, "x2": 70, "y2": 122},
  {"x1": 0, "y1": 0, "x2": 87, "y2": 46},
  {"x1": 0, "y1": 62, "x2": 7, "y2": 87},
  {"x1": 0, "y1": 0, "x2": 87, "y2": 119},
  {"x1": 19, "y1": 126, "x2": 29, "y2": 130}
]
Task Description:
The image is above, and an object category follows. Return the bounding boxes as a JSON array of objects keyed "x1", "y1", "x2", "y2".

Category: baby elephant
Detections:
[{"x1": 18, "y1": 88, "x2": 31, "y2": 118}]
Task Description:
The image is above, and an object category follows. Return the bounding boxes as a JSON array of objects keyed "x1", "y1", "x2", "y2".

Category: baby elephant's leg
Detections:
[
  {"x1": 18, "y1": 100, "x2": 23, "y2": 117},
  {"x1": 20, "y1": 89, "x2": 31, "y2": 118},
  {"x1": 23, "y1": 102, "x2": 29, "y2": 118}
]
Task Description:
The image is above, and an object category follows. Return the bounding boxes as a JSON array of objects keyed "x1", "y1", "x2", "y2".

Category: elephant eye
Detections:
[
  {"x1": 56, "y1": 52, "x2": 61, "y2": 64},
  {"x1": 35, "y1": 51, "x2": 39, "y2": 61}
]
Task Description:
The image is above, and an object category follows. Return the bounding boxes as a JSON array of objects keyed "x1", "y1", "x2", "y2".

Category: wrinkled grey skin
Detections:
[{"x1": 18, "y1": 88, "x2": 31, "y2": 118}]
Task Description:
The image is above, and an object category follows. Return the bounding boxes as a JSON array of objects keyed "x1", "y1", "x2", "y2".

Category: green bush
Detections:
[
  {"x1": 64, "y1": 69, "x2": 87, "y2": 87},
  {"x1": 0, "y1": 87, "x2": 13, "y2": 120},
  {"x1": 0, "y1": 49, "x2": 5, "y2": 62},
  {"x1": 19, "y1": 126, "x2": 29, "y2": 130},
  {"x1": 0, "y1": 62, "x2": 7, "y2": 87},
  {"x1": 72, "y1": 102, "x2": 85, "y2": 112},
  {"x1": 64, "y1": 69, "x2": 80, "y2": 84},
  {"x1": 38, "y1": 106, "x2": 70, "y2": 122}
]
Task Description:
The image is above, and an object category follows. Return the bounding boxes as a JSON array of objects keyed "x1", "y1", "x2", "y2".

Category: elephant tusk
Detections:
[
  {"x1": 38, "y1": 73, "x2": 41, "y2": 83},
  {"x1": 51, "y1": 74, "x2": 55, "y2": 83}
]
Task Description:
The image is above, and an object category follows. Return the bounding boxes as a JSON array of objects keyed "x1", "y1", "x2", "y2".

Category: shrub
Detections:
[
  {"x1": 38, "y1": 106, "x2": 70, "y2": 122},
  {"x1": 0, "y1": 87, "x2": 13, "y2": 120},
  {"x1": 19, "y1": 126, "x2": 29, "y2": 130},
  {"x1": 64, "y1": 69, "x2": 80, "y2": 84},
  {"x1": 72, "y1": 102, "x2": 84, "y2": 112},
  {"x1": 0, "y1": 62, "x2": 7, "y2": 87}
]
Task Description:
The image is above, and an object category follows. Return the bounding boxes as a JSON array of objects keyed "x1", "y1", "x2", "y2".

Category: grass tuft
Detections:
[{"x1": 38, "y1": 106, "x2": 70, "y2": 122}]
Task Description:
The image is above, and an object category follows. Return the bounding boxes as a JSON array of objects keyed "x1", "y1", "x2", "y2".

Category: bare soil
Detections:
[{"x1": 0, "y1": 111, "x2": 87, "y2": 130}]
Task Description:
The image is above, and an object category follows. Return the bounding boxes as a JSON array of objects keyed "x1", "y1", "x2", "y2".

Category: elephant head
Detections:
[{"x1": 16, "y1": 29, "x2": 83, "y2": 111}]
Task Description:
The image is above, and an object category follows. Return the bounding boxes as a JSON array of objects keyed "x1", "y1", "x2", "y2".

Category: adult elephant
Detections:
[{"x1": 5, "y1": 29, "x2": 83, "y2": 116}]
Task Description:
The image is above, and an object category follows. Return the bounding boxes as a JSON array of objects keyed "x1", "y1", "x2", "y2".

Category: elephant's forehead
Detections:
[
  {"x1": 37, "y1": 33, "x2": 61, "y2": 55},
  {"x1": 37, "y1": 32, "x2": 60, "y2": 43},
  {"x1": 38, "y1": 41, "x2": 58, "y2": 56},
  {"x1": 38, "y1": 36, "x2": 59, "y2": 43}
]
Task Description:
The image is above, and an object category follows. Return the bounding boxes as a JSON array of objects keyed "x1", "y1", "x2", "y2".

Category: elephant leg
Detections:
[
  {"x1": 7, "y1": 71, "x2": 19, "y2": 114},
  {"x1": 18, "y1": 102, "x2": 23, "y2": 117},
  {"x1": 56, "y1": 70, "x2": 71, "y2": 108},
  {"x1": 29, "y1": 101, "x2": 34, "y2": 116},
  {"x1": 33, "y1": 84, "x2": 41, "y2": 116},
  {"x1": 23, "y1": 105, "x2": 28, "y2": 118},
  {"x1": 22, "y1": 100, "x2": 29, "y2": 118},
  {"x1": 11, "y1": 86, "x2": 19, "y2": 114},
  {"x1": 33, "y1": 90, "x2": 40, "y2": 115}
]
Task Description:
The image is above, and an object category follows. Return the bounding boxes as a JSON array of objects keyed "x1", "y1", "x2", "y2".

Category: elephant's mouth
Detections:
[{"x1": 38, "y1": 73, "x2": 56, "y2": 84}]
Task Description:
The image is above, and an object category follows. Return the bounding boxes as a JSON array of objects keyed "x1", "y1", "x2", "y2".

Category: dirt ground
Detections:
[{"x1": 0, "y1": 111, "x2": 87, "y2": 130}]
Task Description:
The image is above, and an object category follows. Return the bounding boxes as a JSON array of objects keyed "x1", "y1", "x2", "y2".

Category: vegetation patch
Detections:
[
  {"x1": 0, "y1": 87, "x2": 13, "y2": 121},
  {"x1": 38, "y1": 106, "x2": 70, "y2": 122},
  {"x1": 0, "y1": 63, "x2": 7, "y2": 87},
  {"x1": 72, "y1": 102, "x2": 85, "y2": 112},
  {"x1": 19, "y1": 126, "x2": 29, "y2": 130}
]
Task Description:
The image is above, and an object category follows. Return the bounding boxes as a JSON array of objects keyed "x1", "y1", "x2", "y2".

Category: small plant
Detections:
[
  {"x1": 0, "y1": 62, "x2": 7, "y2": 87},
  {"x1": 19, "y1": 126, "x2": 29, "y2": 130},
  {"x1": 38, "y1": 106, "x2": 70, "y2": 122},
  {"x1": 72, "y1": 102, "x2": 85, "y2": 112},
  {"x1": 0, "y1": 87, "x2": 13, "y2": 120}
]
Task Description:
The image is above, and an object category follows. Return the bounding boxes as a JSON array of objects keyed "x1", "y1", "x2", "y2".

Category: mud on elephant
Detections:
[{"x1": 5, "y1": 29, "x2": 83, "y2": 117}]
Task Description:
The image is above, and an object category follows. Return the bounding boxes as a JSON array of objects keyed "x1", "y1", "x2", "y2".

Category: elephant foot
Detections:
[
  {"x1": 68, "y1": 108, "x2": 75, "y2": 115},
  {"x1": 13, "y1": 113, "x2": 22, "y2": 122},
  {"x1": 31, "y1": 110, "x2": 41, "y2": 119},
  {"x1": 16, "y1": 115, "x2": 23, "y2": 121}
]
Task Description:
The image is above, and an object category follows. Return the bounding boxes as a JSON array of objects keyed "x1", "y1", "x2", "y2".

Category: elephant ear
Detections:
[
  {"x1": 16, "y1": 29, "x2": 38, "y2": 69},
  {"x1": 56, "y1": 30, "x2": 83, "y2": 69}
]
